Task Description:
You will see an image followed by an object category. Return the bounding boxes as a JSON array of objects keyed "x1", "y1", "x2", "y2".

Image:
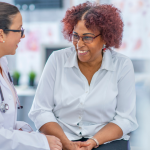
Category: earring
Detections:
[
  {"x1": 3, "y1": 41, "x2": 5, "y2": 43},
  {"x1": 102, "y1": 44, "x2": 106, "y2": 51}
]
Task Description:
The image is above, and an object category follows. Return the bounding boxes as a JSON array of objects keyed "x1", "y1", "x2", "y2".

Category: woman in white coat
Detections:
[{"x1": 0, "y1": 2, "x2": 62, "y2": 150}]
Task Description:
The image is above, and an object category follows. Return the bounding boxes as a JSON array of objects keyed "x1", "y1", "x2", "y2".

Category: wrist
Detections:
[
  {"x1": 88, "y1": 137, "x2": 99, "y2": 148},
  {"x1": 87, "y1": 139, "x2": 97, "y2": 148},
  {"x1": 62, "y1": 140, "x2": 72, "y2": 150}
]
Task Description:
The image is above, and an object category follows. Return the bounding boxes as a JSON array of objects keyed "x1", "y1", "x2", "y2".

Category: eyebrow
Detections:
[{"x1": 73, "y1": 32, "x2": 95, "y2": 36}]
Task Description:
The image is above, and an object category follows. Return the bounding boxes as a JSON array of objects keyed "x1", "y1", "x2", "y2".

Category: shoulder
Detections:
[
  {"x1": 111, "y1": 50, "x2": 133, "y2": 69},
  {"x1": 46, "y1": 46, "x2": 75, "y2": 69},
  {"x1": 52, "y1": 46, "x2": 75, "y2": 60}
]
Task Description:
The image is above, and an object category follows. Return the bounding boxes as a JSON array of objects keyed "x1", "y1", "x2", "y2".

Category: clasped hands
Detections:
[{"x1": 63, "y1": 139, "x2": 97, "y2": 150}]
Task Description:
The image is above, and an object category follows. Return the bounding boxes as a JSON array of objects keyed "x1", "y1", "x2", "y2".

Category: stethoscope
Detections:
[{"x1": 0, "y1": 72, "x2": 23, "y2": 113}]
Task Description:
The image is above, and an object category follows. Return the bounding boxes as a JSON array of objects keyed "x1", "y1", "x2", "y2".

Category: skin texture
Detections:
[
  {"x1": 40, "y1": 122, "x2": 91, "y2": 150},
  {"x1": 40, "y1": 20, "x2": 123, "y2": 150},
  {"x1": 73, "y1": 20, "x2": 105, "y2": 85},
  {"x1": 0, "y1": 12, "x2": 25, "y2": 57}
]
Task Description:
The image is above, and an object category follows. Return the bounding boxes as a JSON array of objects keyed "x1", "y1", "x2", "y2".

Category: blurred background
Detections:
[{"x1": 1, "y1": 0, "x2": 150, "y2": 149}]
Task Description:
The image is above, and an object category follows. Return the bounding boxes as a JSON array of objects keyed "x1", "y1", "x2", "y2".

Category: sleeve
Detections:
[
  {"x1": 15, "y1": 121, "x2": 33, "y2": 132},
  {"x1": 28, "y1": 52, "x2": 58, "y2": 130},
  {"x1": 110, "y1": 59, "x2": 138, "y2": 136},
  {"x1": 0, "y1": 125, "x2": 50, "y2": 150}
]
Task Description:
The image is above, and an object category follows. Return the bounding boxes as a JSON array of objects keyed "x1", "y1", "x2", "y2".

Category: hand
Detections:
[
  {"x1": 63, "y1": 141, "x2": 90, "y2": 150},
  {"x1": 45, "y1": 135, "x2": 62, "y2": 150},
  {"x1": 85, "y1": 139, "x2": 97, "y2": 150}
]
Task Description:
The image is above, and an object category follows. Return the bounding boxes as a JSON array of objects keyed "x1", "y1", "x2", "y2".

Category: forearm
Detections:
[
  {"x1": 89, "y1": 123, "x2": 123, "y2": 146},
  {"x1": 40, "y1": 122, "x2": 70, "y2": 146}
]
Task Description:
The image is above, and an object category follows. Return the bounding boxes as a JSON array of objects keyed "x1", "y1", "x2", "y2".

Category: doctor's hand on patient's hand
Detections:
[
  {"x1": 77, "y1": 139, "x2": 97, "y2": 150},
  {"x1": 83, "y1": 139, "x2": 97, "y2": 150},
  {"x1": 63, "y1": 141, "x2": 90, "y2": 150},
  {"x1": 45, "y1": 135, "x2": 62, "y2": 150}
]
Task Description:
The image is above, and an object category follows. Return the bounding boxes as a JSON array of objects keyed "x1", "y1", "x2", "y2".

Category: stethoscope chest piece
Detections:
[{"x1": 0, "y1": 102, "x2": 9, "y2": 113}]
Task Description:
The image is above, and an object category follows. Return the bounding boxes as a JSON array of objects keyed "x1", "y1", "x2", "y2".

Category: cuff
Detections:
[
  {"x1": 110, "y1": 115, "x2": 138, "y2": 136},
  {"x1": 34, "y1": 112, "x2": 58, "y2": 130},
  {"x1": 15, "y1": 121, "x2": 33, "y2": 132},
  {"x1": 39, "y1": 133, "x2": 50, "y2": 150}
]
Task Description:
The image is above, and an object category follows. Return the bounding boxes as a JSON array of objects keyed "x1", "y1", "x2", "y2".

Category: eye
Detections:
[
  {"x1": 73, "y1": 34, "x2": 79, "y2": 39},
  {"x1": 83, "y1": 36, "x2": 93, "y2": 40}
]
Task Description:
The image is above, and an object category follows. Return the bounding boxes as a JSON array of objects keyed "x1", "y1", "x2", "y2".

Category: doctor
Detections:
[{"x1": 0, "y1": 2, "x2": 62, "y2": 150}]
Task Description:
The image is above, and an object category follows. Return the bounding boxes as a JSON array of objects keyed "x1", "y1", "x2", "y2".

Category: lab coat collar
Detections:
[
  {"x1": 0, "y1": 56, "x2": 11, "y2": 90},
  {"x1": 0, "y1": 56, "x2": 8, "y2": 67},
  {"x1": 64, "y1": 47, "x2": 115, "y2": 71}
]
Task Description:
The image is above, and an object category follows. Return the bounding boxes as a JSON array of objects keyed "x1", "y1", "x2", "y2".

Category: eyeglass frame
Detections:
[
  {"x1": 3, "y1": 27, "x2": 25, "y2": 37},
  {"x1": 70, "y1": 33, "x2": 101, "y2": 44}
]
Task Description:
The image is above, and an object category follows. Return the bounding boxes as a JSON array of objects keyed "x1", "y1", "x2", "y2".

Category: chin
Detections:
[
  {"x1": 78, "y1": 57, "x2": 89, "y2": 63},
  {"x1": 78, "y1": 55, "x2": 90, "y2": 63},
  {"x1": 11, "y1": 50, "x2": 16, "y2": 55}
]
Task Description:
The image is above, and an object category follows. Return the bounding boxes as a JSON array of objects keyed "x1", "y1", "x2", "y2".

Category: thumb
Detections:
[{"x1": 80, "y1": 141, "x2": 91, "y2": 147}]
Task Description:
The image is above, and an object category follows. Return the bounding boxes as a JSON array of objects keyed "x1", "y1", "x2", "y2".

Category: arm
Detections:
[
  {"x1": 0, "y1": 126, "x2": 50, "y2": 150},
  {"x1": 40, "y1": 122, "x2": 90, "y2": 150},
  {"x1": 40, "y1": 122, "x2": 71, "y2": 149},
  {"x1": 87, "y1": 59, "x2": 138, "y2": 149},
  {"x1": 87, "y1": 123, "x2": 123, "y2": 148},
  {"x1": 29, "y1": 52, "x2": 89, "y2": 150}
]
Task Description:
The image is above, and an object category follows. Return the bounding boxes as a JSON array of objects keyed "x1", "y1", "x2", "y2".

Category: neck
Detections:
[{"x1": 0, "y1": 45, "x2": 5, "y2": 58}]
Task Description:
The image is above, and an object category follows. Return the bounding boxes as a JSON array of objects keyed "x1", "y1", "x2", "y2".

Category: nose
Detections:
[
  {"x1": 76, "y1": 37, "x2": 85, "y2": 49},
  {"x1": 22, "y1": 34, "x2": 25, "y2": 38}
]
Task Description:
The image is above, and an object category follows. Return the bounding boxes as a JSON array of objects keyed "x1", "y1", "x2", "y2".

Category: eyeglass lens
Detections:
[{"x1": 72, "y1": 34, "x2": 93, "y2": 43}]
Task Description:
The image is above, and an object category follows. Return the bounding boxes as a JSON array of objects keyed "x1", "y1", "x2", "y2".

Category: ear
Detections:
[{"x1": 0, "y1": 29, "x2": 5, "y2": 43}]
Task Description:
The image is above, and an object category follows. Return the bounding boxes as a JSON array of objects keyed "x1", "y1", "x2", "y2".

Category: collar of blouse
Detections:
[{"x1": 64, "y1": 47, "x2": 115, "y2": 72}]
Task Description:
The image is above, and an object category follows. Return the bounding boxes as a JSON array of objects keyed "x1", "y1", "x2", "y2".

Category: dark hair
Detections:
[
  {"x1": 0, "y1": 2, "x2": 19, "y2": 34},
  {"x1": 61, "y1": 1, "x2": 124, "y2": 49}
]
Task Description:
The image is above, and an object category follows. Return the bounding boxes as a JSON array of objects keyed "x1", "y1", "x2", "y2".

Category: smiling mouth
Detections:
[{"x1": 78, "y1": 50, "x2": 89, "y2": 55}]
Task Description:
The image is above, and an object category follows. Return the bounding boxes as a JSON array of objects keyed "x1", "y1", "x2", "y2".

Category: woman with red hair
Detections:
[{"x1": 29, "y1": 1, "x2": 138, "y2": 150}]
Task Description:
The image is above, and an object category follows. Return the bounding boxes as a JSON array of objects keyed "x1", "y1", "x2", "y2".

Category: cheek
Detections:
[{"x1": 73, "y1": 42, "x2": 77, "y2": 47}]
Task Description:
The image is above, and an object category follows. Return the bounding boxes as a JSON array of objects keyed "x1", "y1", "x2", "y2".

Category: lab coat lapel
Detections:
[{"x1": 0, "y1": 57, "x2": 11, "y2": 91}]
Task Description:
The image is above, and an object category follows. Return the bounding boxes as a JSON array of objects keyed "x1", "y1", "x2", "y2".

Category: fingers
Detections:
[
  {"x1": 79, "y1": 141, "x2": 91, "y2": 147},
  {"x1": 79, "y1": 146, "x2": 89, "y2": 150},
  {"x1": 53, "y1": 144, "x2": 62, "y2": 150},
  {"x1": 56, "y1": 140, "x2": 62, "y2": 149},
  {"x1": 52, "y1": 136, "x2": 62, "y2": 150}
]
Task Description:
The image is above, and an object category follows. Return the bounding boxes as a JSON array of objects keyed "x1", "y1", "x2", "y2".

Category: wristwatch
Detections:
[{"x1": 89, "y1": 137, "x2": 99, "y2": 148}]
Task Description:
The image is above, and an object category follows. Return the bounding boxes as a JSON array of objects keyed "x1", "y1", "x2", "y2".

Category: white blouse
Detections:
[{"x1": 29, "y1": 47, "x2": 138, "y2": 141}]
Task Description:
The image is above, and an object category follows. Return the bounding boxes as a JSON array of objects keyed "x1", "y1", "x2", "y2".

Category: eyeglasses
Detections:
[
  {"x1": 3, "y1": 27, "x2": 25, "y2": 37},
  {"x1": 71, "y1": 33, "x2": 101, "y2": 44}
]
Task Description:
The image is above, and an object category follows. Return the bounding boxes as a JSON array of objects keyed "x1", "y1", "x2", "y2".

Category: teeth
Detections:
[{"x1": 78, "y1": 50, "x2": 88, "y2": 53}]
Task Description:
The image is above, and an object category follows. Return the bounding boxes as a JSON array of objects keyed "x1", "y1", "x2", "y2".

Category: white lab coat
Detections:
[{"x1": 0, "y1": 56, "x2": 50, "y2": 150}]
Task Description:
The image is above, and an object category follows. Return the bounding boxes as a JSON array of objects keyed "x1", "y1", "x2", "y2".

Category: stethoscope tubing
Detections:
[{"x1": 0, "y1": 72, "x2": 23, "y2": 113}]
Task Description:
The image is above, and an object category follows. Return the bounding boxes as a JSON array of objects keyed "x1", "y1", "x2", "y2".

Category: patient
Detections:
[{"x1": 29, "y1": 2, "x2": 138, "y2": 150}]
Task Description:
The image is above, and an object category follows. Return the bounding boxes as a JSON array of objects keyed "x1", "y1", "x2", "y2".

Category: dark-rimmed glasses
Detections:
[
  {"x1": 3, "y1": 27, "x2": 25, "y2": 37},
  {"x1": 71, "y1": 33, "x2": 101, "y2": 44}
]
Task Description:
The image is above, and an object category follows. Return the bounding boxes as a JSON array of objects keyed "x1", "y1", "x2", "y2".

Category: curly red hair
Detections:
[{"x1": 61, "y1": 1, "x2": 124, "y2": 49}]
